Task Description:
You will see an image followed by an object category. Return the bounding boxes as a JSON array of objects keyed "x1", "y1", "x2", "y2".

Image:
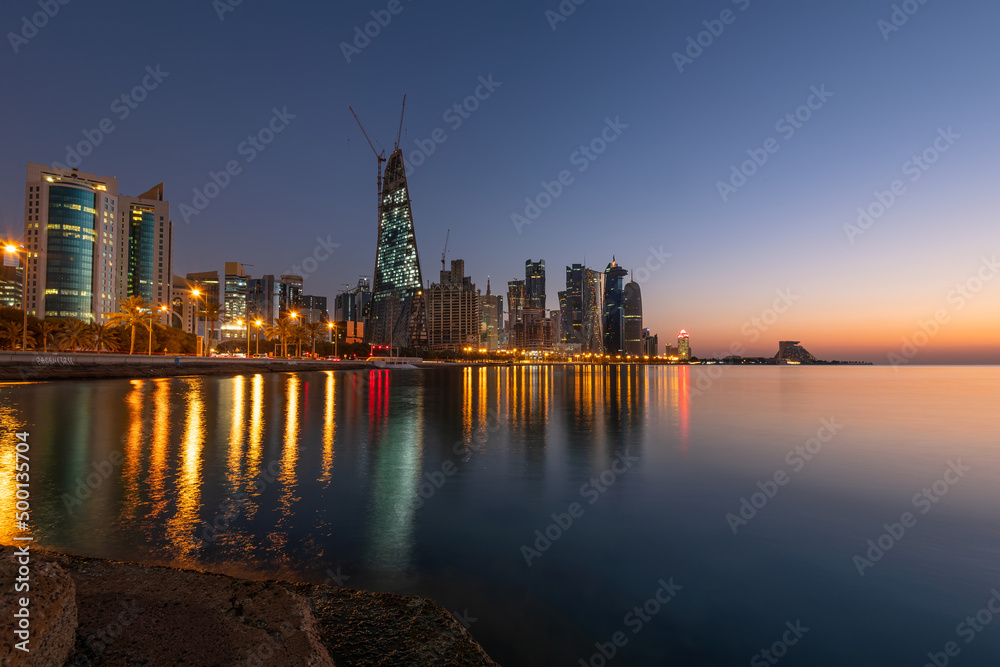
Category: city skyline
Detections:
[{"x1": 1, "y1": 1, "x2": 997, "y2": 363}]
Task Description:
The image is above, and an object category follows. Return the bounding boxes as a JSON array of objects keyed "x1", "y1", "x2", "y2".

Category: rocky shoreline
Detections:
[{"x1": 0, "y1": 548, "x2": 500, "y2": 666}]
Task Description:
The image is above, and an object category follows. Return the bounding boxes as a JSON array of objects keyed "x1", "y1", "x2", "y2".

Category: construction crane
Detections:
[
  {"x1": 348, "y1": 105, "x2": 386, "y2": 229},
  {"x1": 441, "y1": 229, "x2": 450, "y2": 271},
  {"x1": 395, "y1": 94, "x2": 406, "y2": 151}
]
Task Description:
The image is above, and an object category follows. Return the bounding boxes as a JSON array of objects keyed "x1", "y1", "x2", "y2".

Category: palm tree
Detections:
[
  {"x1": 302, "y1": 321, "x2": 324, "y2": 358},
  {"x1": 1, "y1": 321, "x2": 21, "y2": 350},
  {"x1": 90, "y1": 322, "x2": 120, "y2": 353},
  {"x1": 59, "y1": 320, "x2": 91, "y2": 352},
  {"x1": 292, "y1": 323, "x2": 309, "y2": 358},
  {"x1": 197, "y1": 302, "x2": 223, "y2": 355},
  {"x1": 103, "y1": 296, "x2": 155, "y2": 355},
  {"x1": 266, "y1": 317, "x2": 295, "y2": 358},
  {"x1": 35, "y1": 321, "x2": 61, "y2": 353}
]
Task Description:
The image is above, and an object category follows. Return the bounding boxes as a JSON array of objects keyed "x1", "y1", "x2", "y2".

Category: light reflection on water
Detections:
[{"x1": 0, "y1": 367, "x2": 998, "y2": 666}]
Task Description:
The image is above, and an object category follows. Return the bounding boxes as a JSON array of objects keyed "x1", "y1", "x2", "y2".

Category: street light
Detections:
[
  {"x1": 327, "y1": 321, "x2": 338, "y2": 359},
  {"x1": 5, "y1": 244, "x2": 28, "y2": 352},
  {"x1": 255, "y1": 319, "x2": 263, "y2": 356},
  {"x1": 191, "y1": 288, "x2": 204, "y2": 356}
]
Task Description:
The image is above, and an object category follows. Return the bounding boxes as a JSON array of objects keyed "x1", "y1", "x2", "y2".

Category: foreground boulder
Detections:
[
  {"x1": 1, "y1": 550, "x2": 499, "y2": 666},
  {"x1": 0, "y1": 549, "x2": 77, "y2": 666}
]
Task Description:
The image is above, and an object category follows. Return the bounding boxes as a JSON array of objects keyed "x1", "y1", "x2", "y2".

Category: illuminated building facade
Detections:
[
  {"x1": 641, "y1": 328, "x2": 658, "y2": 357},
  {"x1": 335, "y1": 277, "x2": 371, "y2": 325},
  {"x1": 603, "y1": 258, "x2": 629, "y2": 354},
  {"x1": 581, "y1": 267, "x2": 604, "y2": 353},
  {"x1": 23, "y1": 163, "x2": 119, "y2": 322},
  {"x1": 525, "y1": 259, "x2": 546, "y2": 310},
  {"x1": 117, "y1": 183, "x2": 172, "y2": 323},
  {"x1": 221, "y1": 262, "x2": 249, "y2": 340},
  {"x1": 559, "y1": 263, "x2": 584, "y2": 346},
  {"x1": 678, "y1": 330, "x2": 691, "y2": 361},
  {"x1": 170, "y1": 275, "x2": 198, "y2": 334},
  {"x1": 247, "y1": 274, "x2": 281, "y2": 326},
  {"x1": 480, "y1": 278, "x2": 502, "y2": 351},
  {"x1": 0, "y1": 258, "x2": 23, "y2": 309},
  {"x1": 368, "y1": 150, "x2": 425, "y2": 347},
  {"x1": 507, "y1": 279, "x2": 525, "y2": 335},
  {"x1": 623, "y1": 277, "x2": 642, "y2": 356}
]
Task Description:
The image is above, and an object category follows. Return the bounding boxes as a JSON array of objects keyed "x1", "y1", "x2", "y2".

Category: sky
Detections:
[{"x1": 1, "y1": 0, "x2": 997, "y2": 364}]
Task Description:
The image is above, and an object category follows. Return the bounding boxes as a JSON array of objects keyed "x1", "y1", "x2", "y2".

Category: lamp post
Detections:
[
  {"x1": 5, "y1": 244, "x2": 28, "y2": 352},
  {"x1": 191, "y1": 289, "x2": 206, "y2": 356},
  {"x1": 290, "y1": 311, "x2": 298, "y2": 358},
  {"x1": 255, "y1": 319, "x2": 262, "y2": 356}
]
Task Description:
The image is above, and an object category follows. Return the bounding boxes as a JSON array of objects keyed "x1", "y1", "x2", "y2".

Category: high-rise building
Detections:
[
  {"x1": 368, "y1": 150, "x2": 425, "y2": 347},
  {"x1": 678, "y1": 330, "x2": 691, "y2": 361},
  {"x1": 117, "y1": 183, "x2": 172, "y2": 322},
  {"x1": 220, "y1": 262, "x2": 250, "y2": 340},
  {"x1": 603, "y1": 258, "x2": 629, "y2": 354},
  {"x1": 623, "y1": 277, "x2": 643, "y2": 356},
  {"x1": 775, "y1": 341, "x2": 816, "y2": 363},
  {"x1": 480, "y1": 278, "x2": 502, "y2": 351},
  {"x1": 334, "y1": 277, "x2": 371, "y2": 324},
  {"x1": 426, "y1": 259, "x2": 479, "y2": 351},
  {"x1": 507, "y1": 279, "x2": 525, "y2": 335},
  {"x1": 581, "y1": 268, "x2": 604, "y2": 353},
  {"x1": 247, "y1": 274, "x2": 281, "y2": 326},
  {"x1": 525, "y1": 259, "x2": 546, "y2": 310},
  {"x1": 280, "y1": 274, "x2": 303, "y2": 314},
  {"x1": 23, "y1": 163, "x2": 120, "y2": 321},
  {"x1": 559, "y1": 263, "x2": 584, "y2": 346},
  {"x1": 300, "y1": 295, "x2": 328, "y2": 323},
  {"x1": 641, "y1": 328, "x2": 658, "y2": 357}
]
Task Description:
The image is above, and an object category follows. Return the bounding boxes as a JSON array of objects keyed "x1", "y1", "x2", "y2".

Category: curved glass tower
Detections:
[
  {"x1": 623, "y1": 278, "x2": 643, "y2": 356},
  {"x1": 368, "y1": 150, "x2": 425, "y2": 347},
  {"x1": 45, "y1": 184, "x2": 98, "y2": 319}
]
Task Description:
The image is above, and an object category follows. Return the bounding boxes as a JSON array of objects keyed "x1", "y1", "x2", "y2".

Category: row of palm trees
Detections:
[
  {"x1": 0, "y1": 317, "x2": 130, "y2": 353},
  {"x1": 0, "y1": 295, "x2": 335, "y2": 357}
]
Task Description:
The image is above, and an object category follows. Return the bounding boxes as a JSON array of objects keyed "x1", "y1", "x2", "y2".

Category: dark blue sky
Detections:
[{"x1": 2, "y1": 0, "x2": 998, "y2": 361}]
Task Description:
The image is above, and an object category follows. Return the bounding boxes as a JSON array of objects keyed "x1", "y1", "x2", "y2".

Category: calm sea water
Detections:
[{"x1": 1, "y1": 366, "x2": 999, "y2": 666}]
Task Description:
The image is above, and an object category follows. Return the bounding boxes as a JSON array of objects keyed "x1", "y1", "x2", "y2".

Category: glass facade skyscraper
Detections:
[
  {"x1": 525, "y1": 259, "x2": 545, "y2": 310},
  {"x1": 126, "y1": 203, "x2": 155, "y2": 302},
  {"x1": 368, "y1": 149, "x2": 425, "y2": 347},
  {"x1": 45, "y1": 184, "x2": 98, "y2": 319},
  {"x1": 603, "y1": 259, "x2": 629, "y2": 354},
  {"x1": 623, "y1": 278, "x2": 643, "y2": 356}
]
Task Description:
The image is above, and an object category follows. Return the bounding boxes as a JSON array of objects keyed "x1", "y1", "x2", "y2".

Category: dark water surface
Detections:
[{"x1": 1, "y1": 366, "x2": 998, "y2": 665}]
